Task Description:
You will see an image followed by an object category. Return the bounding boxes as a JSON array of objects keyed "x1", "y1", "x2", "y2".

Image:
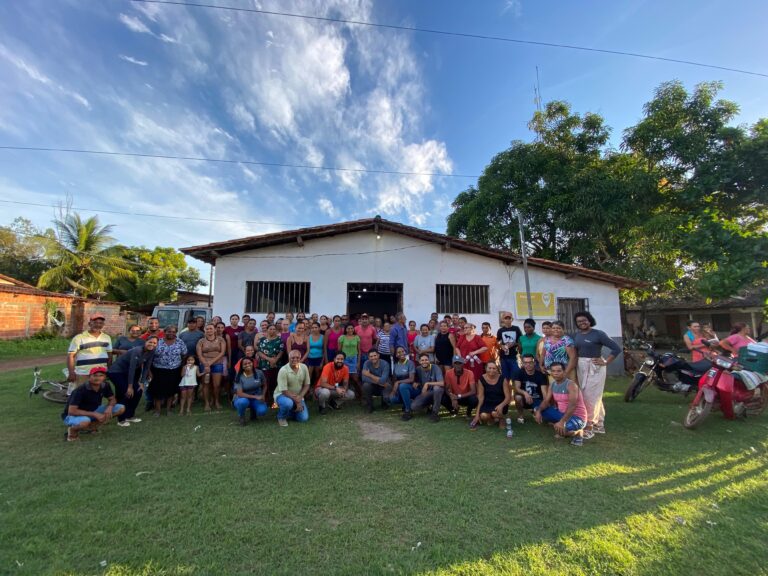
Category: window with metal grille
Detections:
[
  {"x1": 245, "y1": 281, "x2": 310, "y2": 314},
  {"x1": 435, "y1": 284, "x2": 490, "y2": 314},
  {"x1": 557, "y1": 298, "x2": 589, "y2": 334}
]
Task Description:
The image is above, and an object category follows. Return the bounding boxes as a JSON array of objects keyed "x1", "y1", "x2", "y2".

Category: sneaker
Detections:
[
  {"x1": 469, "y1": 421, "x2": 478, "y2": 430},
  {"x1": 126, "y1": 418, "x2": 142, "y2": 423},
  {"x1": 380, "y1": 400, "x2": 390, "y2": 409},
  {"x1": 117, "y1": 421, "x2": 131, "y2": 427},
  {"x1": 582, "y1": 429, "x2": 595, "y2": 440},
  {"x1": 278, "y1": 418, "x2": 288, "y2": 427},
  {"x1": 401, "y1": 411, "x2": 412, "y2": 421},
  {"x1": 429, "y1": 413, "x2": 440, "y2": 423},
  {"x1": 516, "y1": 417, "x2": 525, "y2": 425},
  {"x1": 319, "y1": 406, "x2": 328, "y2": 415},
  {"x1": 593, "y1": 425, "x2": 606, "y2": 434},
  {"x1": 239, "y1": 416, "x2": 247, "y2": 427},
  {"x1": 506, "y1": 428, "x2": 514, "y2": 439},
  {"x1": 366, "y1": 405, "x2": 374, "y2": 414},
  {"x1": 329, "y1": 398, "x2": 340, "y2": 410},
  {"x1": 570, "y1": 436, "x2": 584, "y2": 447}
]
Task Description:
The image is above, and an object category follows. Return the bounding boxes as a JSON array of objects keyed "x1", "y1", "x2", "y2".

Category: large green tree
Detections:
[
  {"x1": 624, "y1": 81, "x2": 768, "y2": 298},
  {"x1": 447, "y1": 81, "x2": 768, "y2": 302},
  {"x1": 0, "y1": 217, "x2": 53, "y2": 284},
  {"x1": 108, "y1": 246, "x2": 205, "y2": 307}
]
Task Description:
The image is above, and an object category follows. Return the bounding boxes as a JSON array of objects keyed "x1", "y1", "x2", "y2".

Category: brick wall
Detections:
[
  {"x1": 0, "y1": 293, "x2": 74, "y2": 339},
  {"x1": 0, "y1": 292, "x2": 126, "y2": 340}
]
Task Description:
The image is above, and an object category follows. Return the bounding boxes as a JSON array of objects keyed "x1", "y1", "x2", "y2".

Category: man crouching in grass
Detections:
[
  {"x1": 533, "y1": 362, "x2": 587, "y2": 447},
  {"x1": 62, "y1": 367, "x2": 125, "y2": 442}
]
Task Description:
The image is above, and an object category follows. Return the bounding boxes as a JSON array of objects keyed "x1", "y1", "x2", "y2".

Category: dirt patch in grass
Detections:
[{"x1": 358, "y1": 420, "x2": 406, "y2": 443}]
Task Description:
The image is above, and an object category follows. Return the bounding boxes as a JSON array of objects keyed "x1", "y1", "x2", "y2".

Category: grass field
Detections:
[
  {"x1": 1, "y1": 364, "x2": 767, "y2": 576},
  {"x1": 0, "y1": 337, "x2": 69, "y2": 361}
]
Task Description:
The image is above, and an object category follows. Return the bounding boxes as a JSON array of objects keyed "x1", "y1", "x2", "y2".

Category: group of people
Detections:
[{"x1": 62, "y1": 309, "x2": 623, "y2": 447}]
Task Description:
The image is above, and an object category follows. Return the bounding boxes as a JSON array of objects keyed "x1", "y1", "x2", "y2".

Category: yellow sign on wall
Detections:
[{"x1": 515, "y1": 292, "x2": 556, "y2": 318}]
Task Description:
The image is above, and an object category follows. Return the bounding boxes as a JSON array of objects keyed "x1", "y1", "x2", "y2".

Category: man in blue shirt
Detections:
[
  {"x1": 389, "y1": 312, "x2": 408, "y2": 359},
  {"x1": 410, "y1": 353, "x2": 445, "y2": 422}
]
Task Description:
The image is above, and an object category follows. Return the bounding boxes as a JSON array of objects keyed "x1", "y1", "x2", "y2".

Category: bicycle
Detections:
[{"x1": 29, "y1": 367, "x2": 70, "y2": 404}]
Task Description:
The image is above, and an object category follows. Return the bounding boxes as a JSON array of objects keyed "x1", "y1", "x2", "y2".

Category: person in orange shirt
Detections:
[
  {"x1": 314, "y1": 352, "x2": 355, "y2": 415},
  {"x1": 441, "y1": 356, "x2": 478, "y2": 418},
  {"x1": 479, "y1": 322, "x2": 498, "y2": 366}
]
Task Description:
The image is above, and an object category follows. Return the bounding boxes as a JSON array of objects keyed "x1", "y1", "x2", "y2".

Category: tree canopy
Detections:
[
  {"x1": 0, "y1": 217, "x2": 53, "y2": 285},
  {"x1": 0, "y1": 212, "x2": 205, "y2": 307},
  {"x1": 447, "y1": 81, "x2": 768, "y2": 302}
]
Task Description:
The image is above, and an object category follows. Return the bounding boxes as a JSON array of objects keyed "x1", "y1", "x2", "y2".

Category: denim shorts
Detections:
[
  {"x1": 540, "y1": 406, "x2": 586, "y2": 431},
  {"x1": 344, "y1": 355, "x2": 358, "y2": 374},
  {"x1": 63, "y1": 404, "x2": 125, "y2": 427},
  {"x1": 201, "y1": 363, "x2": 225, "y2": 374}
]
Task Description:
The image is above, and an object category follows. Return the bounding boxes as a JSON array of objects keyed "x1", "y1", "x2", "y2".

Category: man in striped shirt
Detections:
[{"x1": 67, "y1": 313, "x2": 113, "y2": 389}]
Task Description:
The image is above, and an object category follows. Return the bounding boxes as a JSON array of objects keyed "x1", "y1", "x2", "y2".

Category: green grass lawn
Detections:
[
  {"x1": 1, "y1": 365, "x2": 767, "y2": 576},
  {"x1": 0, "y1": 337, "x2": 69, "y2": 361}
]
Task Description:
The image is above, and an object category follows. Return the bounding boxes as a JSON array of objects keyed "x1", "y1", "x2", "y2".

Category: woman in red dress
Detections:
[{"x1": 455, "y1": 323, "x2": 489, "y2": 381}]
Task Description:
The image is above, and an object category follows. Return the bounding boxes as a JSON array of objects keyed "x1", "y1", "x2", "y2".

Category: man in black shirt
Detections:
[
  {"x1": 497, "y1": 312, "x2": 523, "y2": 386},
  {"x1": 513, "y1": 354, "x2": 548, "y2": 424},
  {"x1": 62, "y1": 367, "x2": 124, "y2": 442}
]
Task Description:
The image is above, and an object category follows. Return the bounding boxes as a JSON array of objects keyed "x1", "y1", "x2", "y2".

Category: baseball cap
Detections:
[
  {"x1": 89, "y1": 366, "x2": 107, "y2": 375},
  {"x1": 452, "y1": 355, "x2": 465, "y2": 365},
  {"x1": 89, "y1": 313, "x2": 106, "y2": 321}
]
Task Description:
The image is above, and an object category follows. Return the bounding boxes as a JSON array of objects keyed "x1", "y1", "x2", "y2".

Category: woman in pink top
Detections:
[
  {"x1": 325, "y1": 315, "x2": 344, "y2": 360},
  {"x1": 719, "y1": 322, "x2": 756, "y2": 356}
]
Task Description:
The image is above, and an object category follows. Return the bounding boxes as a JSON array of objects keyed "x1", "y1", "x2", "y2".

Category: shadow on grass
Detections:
[{"x1": 2, "y1": 369, "x2": 767, "y2": 575}]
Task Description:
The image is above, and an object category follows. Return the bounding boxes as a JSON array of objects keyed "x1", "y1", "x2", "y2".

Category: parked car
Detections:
[{"x1": 151, "y1": 305, "x2": 212, "y2": 333}]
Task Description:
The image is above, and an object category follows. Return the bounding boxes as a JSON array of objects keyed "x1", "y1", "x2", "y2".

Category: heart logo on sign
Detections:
[{"x1": 541, "y1": 293, "x2": 552, "y2": 308}]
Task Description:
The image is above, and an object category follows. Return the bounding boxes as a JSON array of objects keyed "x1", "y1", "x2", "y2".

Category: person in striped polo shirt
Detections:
[{"x1": 67, "y1": 313, "x2": 113, "y2": 391}]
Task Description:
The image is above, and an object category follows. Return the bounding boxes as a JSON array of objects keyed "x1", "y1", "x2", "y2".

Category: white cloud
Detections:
[
  {"x1": 318, "y1": 198, "x2": 337, "y2": 218},
  {"x1": 0, "y1": 42, "x2": 90, "y2": 109},
  {"x1": 501, "y1": 0, "x2": 522, "y2": 17},
  {"x1": 118, "y1": 13, "x2": 152, "y2": 35},
  {"x1": 119, "y1": 54, "x2": 148, "y2": 66},
  {"x1": 119, "y1": 13, "x2": 178, "y2": 43}
]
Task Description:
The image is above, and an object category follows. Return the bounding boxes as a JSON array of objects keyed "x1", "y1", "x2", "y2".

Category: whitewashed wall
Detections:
[{"x1": 213, "y1": 231, "x2": 623, "y2": 341}]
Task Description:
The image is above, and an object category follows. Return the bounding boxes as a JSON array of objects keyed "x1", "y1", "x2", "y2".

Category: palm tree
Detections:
[{"x1": 37, "y1": 213, "x2": 134, "y2": 296}]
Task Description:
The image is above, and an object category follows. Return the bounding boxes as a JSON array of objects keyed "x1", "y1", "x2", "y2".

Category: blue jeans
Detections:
[
  {"x1": 276, "y1": 395, "x2": 309, "y2": 422},
  {"x1": 233, "y1": 397, "x2": 267, "y2": 418},
  {"x1": 540, "y1": 406, "x2": 586, "y2": 432},
  {"x1": 63, "y1": 404, "x2": 126, "y2": 427},
  {"x1": 391, "y1": 383, "x2": 421, "y2": 411}
]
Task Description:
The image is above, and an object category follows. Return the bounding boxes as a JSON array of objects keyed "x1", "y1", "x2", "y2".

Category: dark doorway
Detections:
[{"x1": 347, "y1": 283, "x2": 403, "y2": 320}]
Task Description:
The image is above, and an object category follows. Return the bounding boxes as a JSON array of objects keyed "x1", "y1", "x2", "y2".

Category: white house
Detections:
[{"x1": 182, "y1": 217, "x2": 641, "y2": 374}]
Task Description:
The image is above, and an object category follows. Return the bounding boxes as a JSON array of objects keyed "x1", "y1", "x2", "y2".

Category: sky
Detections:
[{"x1": 1, "y1": 0, "x2": 766, "y2": 279}]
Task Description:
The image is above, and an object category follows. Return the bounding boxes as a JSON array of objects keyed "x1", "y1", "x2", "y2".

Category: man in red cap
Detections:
[
  {"x1": 62, "y1": 366, "x2": 125, "y2": 441},
  {"x1": 67, "y1": 313, "x2": 113, "y2": 390}
]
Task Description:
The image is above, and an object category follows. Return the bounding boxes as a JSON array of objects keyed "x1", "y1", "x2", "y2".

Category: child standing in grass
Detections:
[{"x1": 178, "y1": 355, "x2": 200, "y2": 415}]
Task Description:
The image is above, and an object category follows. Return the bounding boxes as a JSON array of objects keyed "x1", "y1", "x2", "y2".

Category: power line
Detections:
[
  {"x1": 132, "y1": 0, "x2": 768, "y2": 79},
  {"x1": 0, "y1": 199, "x2": 447, "y2": 232},
  {"x1": 0, "y1": 146, "x2": 477, "y2": 179}
]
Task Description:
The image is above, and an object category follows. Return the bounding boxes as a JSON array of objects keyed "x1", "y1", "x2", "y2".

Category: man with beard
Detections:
[{"x1": 315, "y1": 352, "x2": 355, "y2": 415}]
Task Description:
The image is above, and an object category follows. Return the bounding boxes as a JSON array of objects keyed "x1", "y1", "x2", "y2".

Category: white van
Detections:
[{"x1": 151, "y1": 305, "x2": 213, "y2": 333}]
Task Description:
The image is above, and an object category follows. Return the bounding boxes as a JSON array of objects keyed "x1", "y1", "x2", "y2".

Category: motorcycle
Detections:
[
  {"x1": 624, "y1": 342, "x2": 712, "y2": 402},
  {"x1": 683, "y1": 354, "x2": 768, "y2": 429}
]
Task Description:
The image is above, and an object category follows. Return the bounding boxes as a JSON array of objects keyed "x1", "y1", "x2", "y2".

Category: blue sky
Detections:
[{"x1": 1, "y1": 0, "x2": 766, "y2": 277}]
